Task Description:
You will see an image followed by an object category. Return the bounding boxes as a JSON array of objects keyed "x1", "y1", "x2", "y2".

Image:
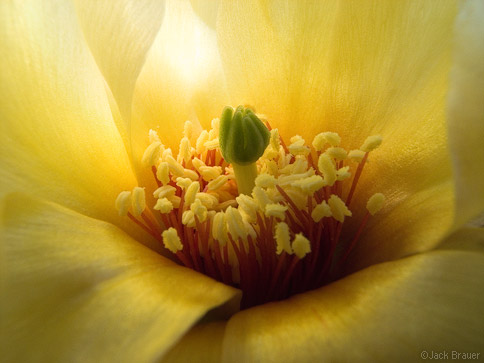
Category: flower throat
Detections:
[{"x1": 116, "y1": 106, "x2": 384, "y2": 309}]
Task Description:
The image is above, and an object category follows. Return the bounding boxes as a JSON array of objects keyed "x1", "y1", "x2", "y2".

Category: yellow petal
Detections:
[
  {"x1": 131, "y1": 0, "x2": 229, "y2": 187},
  {"x1": 439, "y1": 226, "x2": 484, "y2": 253},
  {"x1": 162, "y1": 322, "x2": 226, "y2": 363},
  {"x1": 0, "y1": 1, "x2": 143, "y2": 241},
  {"x1": 73, "y1": 0, "x2": 166, "y2": 125},
  {"x1": 223, "y1": 249, "x2": 484, "y2": 362},
  {"x1": 447, "y1": 0, "x2": 484, "y2": 227},
  {"x1": 218, "y1": 0, "x2": 457, "y2": 262},
  {"x1": 0, "y1": 194, "x2": 240, "y2": 362}
]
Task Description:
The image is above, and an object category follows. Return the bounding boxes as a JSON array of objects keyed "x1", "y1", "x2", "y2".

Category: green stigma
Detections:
[{"x1": 219, "y1": 105, "x2": 270, "y2": 195}]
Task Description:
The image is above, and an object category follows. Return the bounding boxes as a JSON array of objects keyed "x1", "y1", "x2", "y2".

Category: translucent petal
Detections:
[
  {"x1": 0, "y1": 194, "x2": 240, "y2": 362},
  {"x1": 0, "y1": 0, "x2": 143, "y2": 241},
  {"x1": 73, "y1": 0, "x2": 166, "y2": 126}
]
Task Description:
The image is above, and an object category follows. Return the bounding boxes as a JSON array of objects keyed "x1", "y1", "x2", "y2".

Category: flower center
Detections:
[{"x1": 116, "y1": 107, "x2": 384, "y2": 309}]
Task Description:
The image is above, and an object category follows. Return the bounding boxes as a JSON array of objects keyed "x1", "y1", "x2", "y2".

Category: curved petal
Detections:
[
  {"x1": 218, "y1": 0, "x2": 457, "y2": 264},
  {"x1": 0, "y1": 194, "x2": 240, "y2": 362},
  {"x1": 131, "y1": 0, "x2": 229, "y2": 187},
  {"x1": 447, "y1": 0, "x2": 484, "y2": 227},
  {"x1": 438, "y1": 226, "x2": 484, "y2": 253},
  {"x1": 73, "y1": 0, "x2": 166, "y2": 130},
  {"x1": 0, "y1": 1, "x2": 144, "y2": 240},
  {"x1": 162, "y1": 322, "x2": 226, "y2": 363},
  {"x1": 222, "y1": 249, "x2": 484, "y2": 362}
]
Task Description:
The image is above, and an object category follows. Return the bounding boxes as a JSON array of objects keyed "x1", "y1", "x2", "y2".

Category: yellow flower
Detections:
[{"x1": 1, "y1": 1, "x2": 483, "y2": 362}]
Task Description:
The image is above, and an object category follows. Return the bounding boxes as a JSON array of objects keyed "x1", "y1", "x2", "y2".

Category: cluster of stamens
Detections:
[{"x1": 116, "y1": 114, "x2": 384, "y2": 309}]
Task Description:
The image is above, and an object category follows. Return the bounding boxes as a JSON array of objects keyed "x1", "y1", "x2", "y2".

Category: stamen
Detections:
[{"x1": 117, "y1": 108, "x2": 386, "y2": 309}]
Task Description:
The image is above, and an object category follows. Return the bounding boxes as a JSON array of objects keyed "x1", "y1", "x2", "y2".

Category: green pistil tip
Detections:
[{"x1": 219, "y1": 105, "x2": 270, "y2": 194}]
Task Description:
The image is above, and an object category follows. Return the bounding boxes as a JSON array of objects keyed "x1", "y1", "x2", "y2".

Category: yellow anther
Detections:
[
  {"x1": 142, "y1": 141, "x2": 162, "y2": 167},
  {"x1": 154, "y1": 198, "x2": 174, "y2": 214},
  {"x1": 204, "y1": 138, "x2": 219, "y2": 150},
  {"x1": 212, "y1": 212, "x2": 228, "y2": 246},
  {"x1": 328, "y1": 194, "x2": 352, "y2": 222},
  {"x1": 274, "y1": 222, "x2": 292, "y2": 255},
  {"x1": 161, "y1": 148, "x2": 173, "y2": 160},
  {"x1": 292, "y1": 233, "x2": 311, "y2": 259},
  {"x1": 156, "y1": 161, "x2": 171, "y2": 185},
  {"x1": 288, "y1": 135, "x2": 310, "y2": 156},
  {"x1": 131, "y1": 187, "x2": 146, "y2": 217},
  {"x1": 326, "y1": 147, "x2": 348, "y2": 161},
  {"x1": 162, "y1": 227, "x2": 183, "y2": 253},
  {"x1": 292, "y1": 175, "x2": 324, "y2": 195},
  {"x1": 190, "y1": 198, "x2": 208, "y2": 222},
  {"x1": 285, "y1": 188, "x2": 307, "y2": 209},
  {"x1": 149, "y1": 129, "x2": 161, "y2": 143},
  {"x1": 207, "y1": 175, "x2": 229, "y2": 191},
  {"x1": 318, "y1": 153, "x2": 337, "y2": 186},
  {"x1": 177, "y1": 137, "x2": 192, "y2": 163},
  {"x1": 225, "y1": 206, "x2": 247, "y2": 240},
  {"x1": 182, "y1": 210, "x2": 196, "y2": 227},
  {"x1": 176, "y1": 177, "x2": 192, "y2": 190},
  {"x1": 265, "y1": 203, "x2": 288, "y2": 220},
  {"x1": 153, "y1": 185, "x2": 176, "y2": 199},
  {"x1": 184, "y1": 181, "x2": 200, "y2": 205},
  {"x1": 270, "y1": 128, "x2": 281, "y2": 151},
  {"x1": 311, "y1": 201, "x2": 332, "y2": 222},
  {"x1": 255, "y1": 173, "x2": 277, "y2": 188},
  {"x1": 168, "y1": 195, "x2": 181, "y2": 209},
  {"x1": 199, "y1": 165, "x2": 222, "y2": 181},
  {"x1": 360, "y1": 135, "x2": 383, "y2": 152},
  {"x1": 278, "y1": 170, "x2": 314, "y2": 186},
  {"x1": 196, "y1": 192, "x2": 219, "y2": 209},
  {"x1": 366, "y1": 193, "x2": 385, "y2": 215},
  {"x1": 211, "y1": 117, "x2": 220, "y2": 133},
  {"x1": 252, "y1": 186, "x2": 272, "y2": 210},
  {"x1": 236, "y1": 194, "x2": 258, "y2": 223},
  {"x1": 183, "y1": 168, "x2": 199, "y2": 181},
  {"x1": 348, "y1": 149, "x2": 366, "y2": 163},
  {"x1": 336, "y1": 166, "x2": 351, "y2": 181},
  {"x1": 184, "y1": 120, "x2": 194, "y2": 139},
  {"x1": 166, "y1": 155, "x2": 185, "y2": 177},
  {"x1": 312, "y1": 132, "x2": 341, "y2": 151},
  {"x1": 191, "y1": 157, "x2": 206, "y2": 172},
  {"x1": 115, "y1": 191, "x2": 131, "y2": 216},
  {"x1": 196, "y1": 130, "x2": 209, "y2": 154}
]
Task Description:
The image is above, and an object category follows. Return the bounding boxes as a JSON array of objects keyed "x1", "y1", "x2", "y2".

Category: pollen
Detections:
[{"x1": 116, "y1": 110, "x2": 385, "y2": 309}]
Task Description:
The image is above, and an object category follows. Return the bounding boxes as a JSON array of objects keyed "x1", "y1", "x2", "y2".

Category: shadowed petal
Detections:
[
  {"x1": 222, "y1": 249, "x2": 484, "y2": 362},
  {"x1": 0, "y1": 194, "x2": 240, "y2": 362}
]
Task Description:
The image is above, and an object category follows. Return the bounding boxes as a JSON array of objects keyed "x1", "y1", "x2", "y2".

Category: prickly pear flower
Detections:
[{"x1": 1, "y1": 1, "x2": 484, "y2": 362}]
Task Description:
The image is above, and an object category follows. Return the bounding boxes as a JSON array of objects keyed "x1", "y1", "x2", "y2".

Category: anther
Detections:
[
  {"x1": 154, "y1": 198, "x2": 174, "y2": 214},
  {"x1": 360, "y1": 135, "x2": 383, "y2": 152},
  {"x1": 328, "y1": 194, "x2": 352, "y2": 222},
  {"x1": 312, "y1": 132, "x2": 341, "y2": 151},
  {"x1": 115, "y1": 191, "x2": 132, "y2": 216},
  {"x1": 311, "y1": 200, "x2": 332, "y2": 222},
  {"x1": 274, "y1": 222, "x2": 292, "y2": 255},
  {"x1": 366, "y1": 193, "x2": 385, "y2": 215},
  {"x1": 142, "y1": 141, "x2": 163, "y2": 167},
  {"x1": 265, "y1": 203, "x2": 288, "y2": 220},
  {"x1": 131, "y1": 187, "x2": 146, "y2": 217},
  {"x1": 162, "y1": 227, "x2": 183, "y2": 253},
  {"x1": 318, "y1": 153, "x2": 337, "y2": 186},
  {"x1": 292, "y1": 234, "x2": 311, "y2": 259}
]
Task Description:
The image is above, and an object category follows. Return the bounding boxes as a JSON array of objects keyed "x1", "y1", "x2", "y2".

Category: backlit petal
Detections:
[
  {"x1": 223, "y1": 250, "x2": 484, "y2": 362},
  {"x1": 0, "y1": 1, "x2": 142, "y2": 241},
  {"x1": 131, "y1": 0, "x2": 229, "y2": 187},
  {"x1": 447, "y1": 0, "x2": 484, "y2": 226},
  {"x1": 73, "y1": 0, "x2": 166, "y2": 127},
  {"x1": 0, "y1": 194, "x2": 240, "y2": 362}
]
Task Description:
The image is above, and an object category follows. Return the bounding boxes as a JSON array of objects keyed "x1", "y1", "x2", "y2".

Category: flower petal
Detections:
[
  {"x1": 73, "y1": 0, "x2": 166, "y2": 125},
  {"x1": 130, "y1": 0, "x2": 229, "y2": 186},
  {"x1": 162, "y1": 322, "x2": 226, "y2": 363},
  {"x1": 218, "y1": 0, "x2": 457, "y2": 262},
  {"x1": 447, "y1": 0, "x2": 484, "y2": 227},
  {"x1": 0, "y1": 194, "x2": 240, "y2": 362},
  {"x1": 222, "y1": 249, "x2": 484, "y2": 362},
  {"x1": 0, "y1": 1, "x2": 141, "y2": 238}
]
